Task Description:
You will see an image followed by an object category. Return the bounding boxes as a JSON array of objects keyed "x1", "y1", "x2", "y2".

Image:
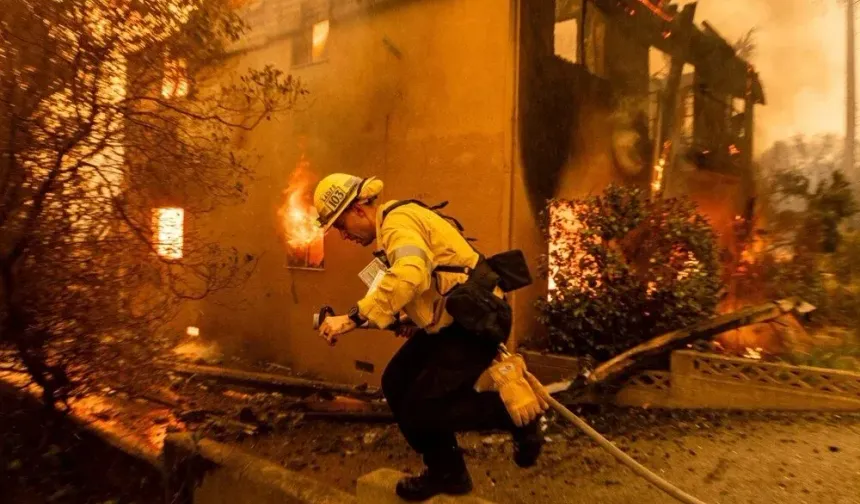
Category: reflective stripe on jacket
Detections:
[{"x1": 356, "y1": 200, "x2": 489, "y2": 334}]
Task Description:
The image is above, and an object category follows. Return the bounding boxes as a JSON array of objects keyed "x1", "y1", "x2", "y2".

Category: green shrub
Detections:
[{"x1": 536, "y1": 185, "x2": 722, "y2": 360}]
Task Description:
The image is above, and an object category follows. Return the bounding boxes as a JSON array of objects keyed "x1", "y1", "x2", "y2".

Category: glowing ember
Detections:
[
  {"x1": 651, "y1": 141, "x2": 671, "y2": 195},
  {"x1": 675, "y1": 250, "x2": 702, "y2": 281},
  {"x1": 635, "y1": 0, "x2": 674, "y2": 22},
  {"x1": 646, "y1": 281, "x2": 658, "y2": 296},
  {"x1": 186, "y1": 326, "x2": 200, "y2": 337},
  {"x1": 153, "y1": 208, "x2": 184, "y2": 260},
  {"x1": 278, "y1": 154, "x2": 324, "y2": 268},
  {"x1": 728, "y1": 144, "x2": 741, "y2": 155},
  {"x1": 743, "y1": 347, "x2": 763, "y2": 360}
]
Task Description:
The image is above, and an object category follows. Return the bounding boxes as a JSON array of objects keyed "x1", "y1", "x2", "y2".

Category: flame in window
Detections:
[
  {"x1": 161, "y1": 58, "x2": 189, "y2": 99},
  {"x1": 153, "y1": 208, "x2": 184, "y2": 259},
  {"x1": 311, "y1": 20, "x2": 330, "y2": 61},
  {"x1": 278, "y1": 154, "x2": 324, "y2": 269}
]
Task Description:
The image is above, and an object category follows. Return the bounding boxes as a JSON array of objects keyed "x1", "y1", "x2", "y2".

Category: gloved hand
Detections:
[
  {"x1": 390, "y1": 313, "x2": 420, "y2": 338},
  {"x1": 474, "y1": 354, "x2": 548, "y2": 427}
]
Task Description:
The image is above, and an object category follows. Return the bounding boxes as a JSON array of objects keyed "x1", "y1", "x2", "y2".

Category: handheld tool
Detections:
[{"x1": 312, "y1": 305, "x2": 337, "y2": 330}]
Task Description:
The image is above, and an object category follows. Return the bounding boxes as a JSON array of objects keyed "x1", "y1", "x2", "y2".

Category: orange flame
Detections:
[
  {"x1": 278, "y1": 155, "x2": 324, "y2": 266},
  {"x1": 547, "y1": 201, "x2": 602, "y2": 301}
]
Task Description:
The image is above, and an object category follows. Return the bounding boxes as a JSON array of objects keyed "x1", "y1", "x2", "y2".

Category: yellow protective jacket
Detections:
[{"x1": 356, "y1": 200, "x2": 496, "y2": 334}]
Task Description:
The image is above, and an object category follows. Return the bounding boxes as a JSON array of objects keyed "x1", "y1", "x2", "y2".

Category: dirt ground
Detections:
[{"x1": 234, "y1": 406, "x2": 860, "y2": 504}]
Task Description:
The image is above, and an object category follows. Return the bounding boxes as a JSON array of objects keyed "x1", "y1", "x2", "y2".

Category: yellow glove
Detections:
[{"x1": 474, "y1": 354, "x2": 548, "y2": 427}]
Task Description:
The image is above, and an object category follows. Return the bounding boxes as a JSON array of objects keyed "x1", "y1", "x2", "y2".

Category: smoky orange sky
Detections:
[{"x1": 679, "y1": 0, "x2": 850, "y2": 154}]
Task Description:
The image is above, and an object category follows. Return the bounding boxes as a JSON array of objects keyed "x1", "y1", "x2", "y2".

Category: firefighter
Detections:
[{"x1": 313, "y1": 173, "x2": 545, "y2": 501}]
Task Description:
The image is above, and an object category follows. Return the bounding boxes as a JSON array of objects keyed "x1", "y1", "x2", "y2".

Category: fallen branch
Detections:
[
  {"x1": 165, "y1": 362, "x2": 382, "y2": 400},
  {"x1": 559, "y1": 298, "x2": 803, "y2": 401}
]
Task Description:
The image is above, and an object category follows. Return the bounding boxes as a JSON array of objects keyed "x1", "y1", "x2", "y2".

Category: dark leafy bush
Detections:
[{"x1": 536, "y1": 185, "x2": 722, "y2": 360}]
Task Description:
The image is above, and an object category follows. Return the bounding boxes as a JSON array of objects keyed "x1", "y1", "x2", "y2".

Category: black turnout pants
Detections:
[{"x1": 381, "y1": 323, "x2": 515, "y2": 468}]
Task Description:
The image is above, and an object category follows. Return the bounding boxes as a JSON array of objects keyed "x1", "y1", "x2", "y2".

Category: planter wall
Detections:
[{"x1": 524, "y1": 349, "x2": 860, "y2": 411}]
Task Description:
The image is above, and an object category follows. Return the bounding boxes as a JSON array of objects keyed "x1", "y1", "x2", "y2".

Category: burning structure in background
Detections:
[{"x1": 278, "y1": 153, "x2": 324, "y2": 269}]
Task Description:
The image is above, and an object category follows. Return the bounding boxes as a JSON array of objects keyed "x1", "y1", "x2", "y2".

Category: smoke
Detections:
[{"x1": 680, "y1": 0, "x2": 847, "y2": 153}]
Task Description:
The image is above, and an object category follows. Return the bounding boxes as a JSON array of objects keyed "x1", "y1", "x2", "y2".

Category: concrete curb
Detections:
[{"x1": 165, "y1": 433, "x2": 357, "y2": 504}]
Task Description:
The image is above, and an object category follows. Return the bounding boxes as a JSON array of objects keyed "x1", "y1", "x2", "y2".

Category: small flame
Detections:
[
  {"x1": 728, "y1": 144, "x2": 740, "y2": 156},
  {"x1": 186, "y1": 326, "x2": 200, "y2": 337},
  {"x1": 651, "y1": 141, "x2": 671, "y2": 195},
  {"x1": 153, "y1": 208, "x2": 184, "y2": 260}
]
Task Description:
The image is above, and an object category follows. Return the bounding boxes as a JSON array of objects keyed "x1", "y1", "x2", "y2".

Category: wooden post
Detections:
[
  {"x1": 653, "y1": 3, "x2": 697, "y2": 197},
  {"x1": 742, "y1": 67, "x2": 756, "y2": 169},
  {"x1": 847, "y1": 0, "x2": 856, "y2": 177}
]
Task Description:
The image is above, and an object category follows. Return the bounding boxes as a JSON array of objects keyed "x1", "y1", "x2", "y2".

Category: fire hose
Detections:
[{"x1": 313, "y1": 306, "x2": 709, "y2": 504}]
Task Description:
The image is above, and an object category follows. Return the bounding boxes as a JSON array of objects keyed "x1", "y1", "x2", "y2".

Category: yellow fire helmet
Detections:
[{"x1": 313, "y1": 173, "x2": 381, "y2": 232}]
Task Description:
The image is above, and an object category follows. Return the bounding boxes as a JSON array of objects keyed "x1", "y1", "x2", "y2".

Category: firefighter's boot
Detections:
[
  {"x1": 395, "y1": 448, "x2": 473, "y2": 501},
  {"x1": 512, "y1": 415, "x2": 543, "y2": 468}
]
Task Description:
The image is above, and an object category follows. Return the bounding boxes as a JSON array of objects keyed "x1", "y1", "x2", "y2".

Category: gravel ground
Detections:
[{"x1": 235, "y1": 407, "x2": 860, "y2": 504}]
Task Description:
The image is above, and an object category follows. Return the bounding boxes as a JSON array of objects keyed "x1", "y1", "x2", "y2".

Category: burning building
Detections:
[{"x1": 176, "y1": 0, "x2": 764, "y2": 384}]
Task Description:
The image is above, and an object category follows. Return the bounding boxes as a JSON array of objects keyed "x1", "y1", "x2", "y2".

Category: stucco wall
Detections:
[{"x1": 180, "y1": 0, "x2": 517, "y2": 384}]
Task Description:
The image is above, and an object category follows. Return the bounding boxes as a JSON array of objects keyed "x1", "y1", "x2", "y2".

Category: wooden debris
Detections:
[
  {"x1": 559, "y1": 299, "x2": 802, "y2": 401},
  {"x1": 303, "y1": 410, "x2": 394, "y2": 422},
  {"x1": 165, "y1": 362, "x2": 382, "y2": 400},
  {"x1": 223, "y1": 389, "x2": 253, "y2": 402}
]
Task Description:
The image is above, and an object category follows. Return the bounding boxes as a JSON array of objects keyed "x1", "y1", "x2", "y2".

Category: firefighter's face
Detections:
[{"x1": 333, "y1": 204, "x2": 375, "y2": 247}]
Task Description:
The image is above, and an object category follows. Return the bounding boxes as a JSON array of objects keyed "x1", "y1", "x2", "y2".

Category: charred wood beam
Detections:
[
  {"x1": 165, "y1": 362, "x2": 383, "y2": 400},
  {"x1": 558, "y1": 298, "x2": 803, "y2": 402},
  {"x1": 742, "y1": 74, "x2": 756, "y2": 167},
  {"x1": 657, "y1": 2, "x2": 696, "y2": 195}
]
